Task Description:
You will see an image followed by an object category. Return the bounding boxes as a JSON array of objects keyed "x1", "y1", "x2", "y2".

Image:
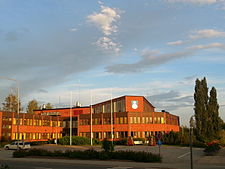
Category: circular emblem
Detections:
[{"x1": 131, "y1": 101, "x2": 138, "y2": 109}]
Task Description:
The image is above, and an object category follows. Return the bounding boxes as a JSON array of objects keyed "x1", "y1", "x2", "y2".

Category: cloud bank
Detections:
[
  {"x1": 190, "y1": 29, "x2": 225, "y2": 39},
  {"x1": 106, "y1": 49, "x2": 193, "y2": 73}
]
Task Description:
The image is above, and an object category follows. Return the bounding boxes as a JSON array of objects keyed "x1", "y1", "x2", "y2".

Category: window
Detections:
[
  {"x1": 154, "y1": 117, "x2": 157, "y2": 123},
  {"x1": 120, "y1": 117, "x2": 123, "y2": 124},
  {"x1": 130, "y1": 117, "x2": 133, "y2": 124},
  {"x1": 158, "y1": 117, "x2": 161, "y2": 124},
  {"x1": 124, "y1": 117, "x2": 127, "y2": 124},
  {"x1": 142, "y1": 117, "x2": 145, "y2": 124},
  {"x1": 116, "y1": 118, "x2": 119, "y2": 124},
  {"x1": 150, "y1": 117, "x2": 153, "y2": 123},
  {"x1": 161, "y1": 117, "x2": 164, "y2": 124},
  {"x1": 29, "y1": 119, "x2": 33, "y2": 125},
  {"x1": 146, "y1": 117, "x2": 149, "y2": 123},
  {"x1": 133, "y1": 117, "x2": 137, "y2": 124},
  {"x1": 137, "y1": 117, "x2": 140, "y2": 123},
  {"x1": 13, "y1": 118, "x2": 16, "y2": 125}
]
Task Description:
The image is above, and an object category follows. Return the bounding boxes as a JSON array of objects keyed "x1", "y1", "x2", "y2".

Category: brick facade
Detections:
[{"x1": 0, "y1": 95, "x2": 180, "y2": 142}]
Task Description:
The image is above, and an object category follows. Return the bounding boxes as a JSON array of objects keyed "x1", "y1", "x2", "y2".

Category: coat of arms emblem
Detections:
[{"x1": 131, "y1": 100, "x2": 138, "y2": 109}]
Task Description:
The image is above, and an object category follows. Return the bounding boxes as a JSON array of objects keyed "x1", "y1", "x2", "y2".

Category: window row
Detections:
[
  {"x1": 93, "y1": 100, "x2": 125, "y2": 114},
  {"x1": 2, "y1": 125, "x2": 11, "y2": 129},
  {"x1": 80, "y1": 117, "x2": 128, "y2": 125},
  {"x1": 11, "y1": 132, "x2": 62, "y2": 140},
  {"x1": 130, "y1": 116, "x2": 165, "y2": 124},
  {"x1": 79, "y1": 131, "x2": 128, "y2": 139},
  {"x1": 12, "y1": 118, "x2": 62, "y2": 127},
  {"x1": 79, "y1": 116, "x2": 165, "y2": 125}
]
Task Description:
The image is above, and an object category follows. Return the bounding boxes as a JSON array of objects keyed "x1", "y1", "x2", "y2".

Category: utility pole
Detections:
[{"x1": 190, "y1": 115, "x2": 195, "y2": 169}]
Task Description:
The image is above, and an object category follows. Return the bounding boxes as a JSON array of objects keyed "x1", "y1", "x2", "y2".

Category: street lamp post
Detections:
[
  {"x1": 0, "y1": 76, "x2": 20, "y2": 149},
  {"x1": 189, "y1": 115, "x2": 195, "y2": 169}
]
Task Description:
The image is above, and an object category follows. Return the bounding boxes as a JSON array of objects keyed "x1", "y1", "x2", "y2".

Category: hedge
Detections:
[{"x1": 13, "y1": 148, "x2": 161, "y2": 163}]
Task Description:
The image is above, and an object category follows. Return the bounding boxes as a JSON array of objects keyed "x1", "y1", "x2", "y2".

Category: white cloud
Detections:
[
  {"x1": 187, "y1": 42, "x2": 225, "y2": 50},
  {"x1": 95, "y1": 36, "x2": 121, "y2": 54},
  {"x1": 190, "y1": 29, "x2": 225, "y2": 39},
  {"x1": 133, "y1": 48, "x2": 138, "y2": 51},
  {"x1": 87, "y1": 5, "x2": 122, "y2": 54},
  {"x1": 87, "y1": 5, "x2": 121, "y2": 36},
  {"x1": 69, "y1": 28, "x2": 78, "y2": 32},
  {"x1": 98, "y1": 1, "x2": 103, "y2": 5},
  {"x1": 167, "y1": 40, "x2": 184, "y2": 46}
]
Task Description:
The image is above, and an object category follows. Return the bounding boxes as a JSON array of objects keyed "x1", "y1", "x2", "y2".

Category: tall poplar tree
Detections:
[
  {"x1": 201, "y1": 77, "x2": 209, "y2": 138},
  {"x1": 194, "y1": 78, "x2": 208, "y2": 141},
  {"x1": 208, "y1": 87, "x2": 219, "y2": 138}
]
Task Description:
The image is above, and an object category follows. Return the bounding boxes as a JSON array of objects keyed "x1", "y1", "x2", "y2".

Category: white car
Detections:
[{"x1": 4, "y1": 141, "x2": 31, "y2": 150}]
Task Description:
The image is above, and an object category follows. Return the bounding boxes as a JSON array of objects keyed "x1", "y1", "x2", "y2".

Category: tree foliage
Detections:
[
  {"x1": 45, "y1": 103, "x2": 53, "y2": 109},
  {"x1": 2, "y1": 93, "x2": 22, "y2": 112},
  {"x1": 27, "y1": 99, "x2": 40, "y2": 114},
  {"x1": 194, "y1": 77, "x2": 222, "y2": 142}
]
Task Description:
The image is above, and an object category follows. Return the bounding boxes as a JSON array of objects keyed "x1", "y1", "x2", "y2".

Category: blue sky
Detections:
[{"x1": 1, "y1": 0, "x2": 225, "y2": 125}]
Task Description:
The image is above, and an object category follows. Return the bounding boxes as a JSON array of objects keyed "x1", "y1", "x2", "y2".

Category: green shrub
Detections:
[
  {"x1": 84, "y1": 149, "x2": 99, "y2": 159},
  {"x1": 99, "y1": 151, "x2": 111, "y2": 160},
  {"x1": 51, "y1": 150, "x2": 64, "y2": 157},
  {"x1": 23, "y1": 148, "x2": 51, "y2": 156},
  {"x1": 102, "y1": 139, "x2": 114, "y2": 152},
  {"x1": 59, "y1": 136, "x2": 99, "y2": 145},
  {"x1": 13, "y1": 149, "x2": 28, "y2": 158},
  {"x1": 92, "y1": 138, "x2": 100, "y2": 145}
]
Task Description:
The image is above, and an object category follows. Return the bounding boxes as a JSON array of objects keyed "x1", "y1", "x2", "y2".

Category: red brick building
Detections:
[
  {"x1": 35, "y1": 95, "x2": 180, "y2": 140},
  {"x1": 78, "y1": 96, "x2": 180, "y2": 139},
  {"x1": 0, "y1": 95, "x2": 180, "y2": 142}
]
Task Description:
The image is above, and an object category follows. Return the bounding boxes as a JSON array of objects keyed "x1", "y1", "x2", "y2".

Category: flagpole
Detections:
[
  {"x1": 90, "y1": 90, "x2": 93, "y2": 146},
  {"x1": 70, "y1": 91, "x2": 72, "y2": 146},
  {"x1": 111, "y1": 88, "x2": 113, "y2": 144}
]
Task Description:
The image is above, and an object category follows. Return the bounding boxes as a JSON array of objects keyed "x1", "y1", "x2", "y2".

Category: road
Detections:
[{"x1": 0, "y1": 160, "x2": 129, "y2": 169}]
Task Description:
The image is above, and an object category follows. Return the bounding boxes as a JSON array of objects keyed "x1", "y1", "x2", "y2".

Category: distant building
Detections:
[
  {"x1": 0, "y1": 95, "x2": 180, "y2": 142},
  {"x1": 0, "y1": 111, "x2": 63, "y2": 142}
]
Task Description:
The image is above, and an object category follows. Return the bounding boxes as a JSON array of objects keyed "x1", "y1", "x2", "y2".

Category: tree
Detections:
[
  {"x1": 45, "y1": 103, "x2": 53, "y2": 109},
  {"x1": 27, "y1": 99, "x2": 40, "y2": 114},
  {"x1": 194, "y1": 78, "x2": 208, "y2": 141},
  {"x1": 2, "y1": 93, "x2": 22, "y2": 112},
  {"x1": 194, "y1": 77, "x2": 221, "y2": 142},
  {"x1": 207, "y1": 87, "x2": 220, "y2": 138}
]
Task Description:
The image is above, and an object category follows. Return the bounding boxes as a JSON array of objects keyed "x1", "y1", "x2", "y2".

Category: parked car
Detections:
[{"x1": 4, "y1": 141, "x2": 31, "y2": 150}]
